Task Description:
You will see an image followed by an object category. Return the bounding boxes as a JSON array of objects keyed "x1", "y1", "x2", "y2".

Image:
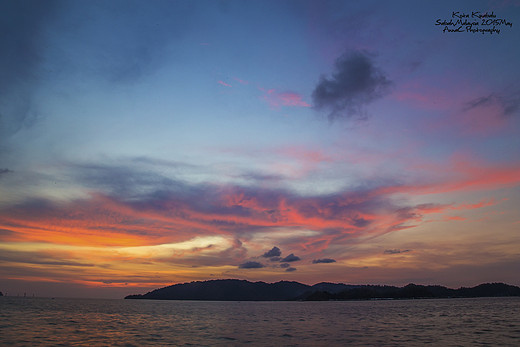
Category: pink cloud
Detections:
[
  {"x1": 278, "y1": 146, "x2": 333, "y2": 165},
  {"x1": 1, "y1": 151, "x2": 518, "y2": 290},
  {"x1": 277, "y1": 92, "x2": 311, "y2": 107},
  {"x1": 233, "y1": 77, "x2": 249, "y2": 85},
  {"x1": 391, "y1": 80, "x2": 462, "y2": 111},
  {"x1": 261, "y1": 146, "x2": 335, "y2": 179},
  {"x1": 456, "y1": 96, "x2": 509, "y2": 135},
  {"x1": 378, "y1": 153, "x2": 520, "y2": 197},
  {"x1": 262, "y1": 88, "x2": 311, "y2": 108},
  {"x1": 392, "y1": 79, "x2": 514, "y2": 136},
  {"x1": 453, "y1": 199, "x2": 497, "y2": 210},
  {"x1": 443, "y1": 216, "x2": 467, "y2": 221},
  {"x1": 217, "y1": 80, "x2": 232, "y2": 87}
]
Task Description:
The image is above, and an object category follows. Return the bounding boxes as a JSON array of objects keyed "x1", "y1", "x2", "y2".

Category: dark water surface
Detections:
[{"x1": 1, "y1": 296, "x2": 519, "y2": 346}]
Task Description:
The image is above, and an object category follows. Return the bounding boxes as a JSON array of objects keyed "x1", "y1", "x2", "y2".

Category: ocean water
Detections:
[{"x1": 1, "y1": 297, "x2": 519, "y2": 346}]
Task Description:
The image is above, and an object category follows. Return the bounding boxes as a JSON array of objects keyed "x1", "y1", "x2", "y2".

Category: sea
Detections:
[{"x1": 1, "y1": 296, "x2": 519, "y2": 346}]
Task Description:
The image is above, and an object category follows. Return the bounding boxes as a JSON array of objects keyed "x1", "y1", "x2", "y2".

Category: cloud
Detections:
[
  {"x1": 0, "y1": 228, "x2": 14, "y2": 236},
  {"x1": 0, "y1": 168, "x2": 12, "y2": 177},
  {"x1": 218, "y1": 80, "x2": 232, "y2": 87},
  {"x1": 0, "y1": 249, "x2": 94, "y2": 267},
  {"x1": 0, "y1": 160, "x2": 441, "y2": 248},
  {"x1": 74, "y1": 163, "x2": 174, "y2": 196},
  {"x1": 384, "y1": 249, "x2": 411, "y2": 254},
  {"x1": 238, "y1": 261, "x2": 264, "y2": 269},
  {"x1": 0, "y1": 0, "x2": 60, "y2": 139},
  {"x1": 450, "y1": 90, "x2": 520, "y2": 134},
  {"x1": 312, "y1": 50, "x2": 391, "y2": 120},
  {"x1": 2, "y1": 155, "x2": 517, "y2": 264},
  {"x1": 263, "y1": 89, "x2": 311, "y2": 108},
  {"x1": 312, "y1": 258, "x2": 336, "y2": 264},
  {"x1": 281, "y1": 253, "x2": 301, "y2": 262},
  {"x1": 285, "y1": 267, "x2": 297, "y2": 272},
  {"x1": 0, "y1": 0, "x2": 193, "y2": 157},
  {"x1": 233, "y1": 77, "x2": 249, "y2": 85},
  {"x1": 56, "y1": 1, "x2": 193, "y2": 84},
  {"x1": 464, "y1": 91, "x2": 520, "y2": 118},
  {"x1": 280, "y1": 263, "x2": 290, "y2": 268},
  {"x1": 262, "y1": 246, "x2": 281, "y2": 258}
]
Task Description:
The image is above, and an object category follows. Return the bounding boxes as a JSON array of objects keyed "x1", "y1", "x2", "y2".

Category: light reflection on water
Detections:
[{"x1": 1, "y1": 297, "x2": 519, "y2": 346}]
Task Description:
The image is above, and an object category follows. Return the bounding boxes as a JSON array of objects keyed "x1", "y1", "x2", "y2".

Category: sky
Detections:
[{"x1": 1, "y1": 0, "x2": 519, "y2": 299}]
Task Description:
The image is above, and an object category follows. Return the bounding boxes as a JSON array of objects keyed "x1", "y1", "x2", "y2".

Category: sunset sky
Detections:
[{"x1": 1, "y1": 0, "x2": 520, "y2": 299}]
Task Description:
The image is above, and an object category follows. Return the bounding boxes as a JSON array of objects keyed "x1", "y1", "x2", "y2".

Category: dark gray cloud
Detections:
[
  {"x1": 262, "y1": 246, "x2": 281, "y2": 258},
  {"x1": 0, "y1": 0, "x2": 60, "y2": 139},
  {"x1": 312, "y1": 258, "x2": 336, "y2": 264},
  {"x1": 285, "y1": 267, "x2": 297, "y2": 272},
  {"x1": 464, "y1": 91, "x2": 520, "y2": 117},
  {"x1": 281, "y1": 253, "x2": 300, "y2": 262},
  {"x1": 312, "y1": 50, "x2": 391, "y2": 120},
  {"x1": 384, "y1": 249, "x2": 411, "y2": 254},
  {"x1": 280, "y1": 263, "x2": 290, "y2": 268},
  {"x1": 238, "y1": 261, "x2": 264, "y2": 269}
]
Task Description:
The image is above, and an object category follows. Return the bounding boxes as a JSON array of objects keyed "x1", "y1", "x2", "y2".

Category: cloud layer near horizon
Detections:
[{"x1": 1, "y1": 153, "x2": 518, "y2": 267}]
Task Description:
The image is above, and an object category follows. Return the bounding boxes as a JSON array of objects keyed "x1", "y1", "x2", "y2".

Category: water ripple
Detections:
[{"x1": 0, "y1": 297, "x2": 519, "y2": 346}]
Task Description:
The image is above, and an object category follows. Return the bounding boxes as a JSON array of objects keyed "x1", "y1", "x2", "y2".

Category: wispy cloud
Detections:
[
  {"x1": 57, "y1": 1, "x2": 193, "y2": 84},
  {"x1": 263, "y1": 89, "x2": 311, "y2": 108},
  {"x1": 0, "y1": 0, "x2": 60, "y2": 140},
  {"x1": 384, "y1": 249, "x2": 411, "y2": 255},
  {"x1": 464, "y1": 91, "x2": 520, "y2": 118},
  {"x1": 0, "y1": 168, "x2": 12, "y2": 177},
  {"x1": 233, "y1": 77, "x2": 249, "y2": 85},
  {"x1": 218, "y1": 80, "x2": 232, "y2": 87}
]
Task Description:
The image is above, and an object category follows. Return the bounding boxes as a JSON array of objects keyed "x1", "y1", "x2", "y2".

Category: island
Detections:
[{"x1": 125, "y1": 279, "x2": 520, "y2": 301}]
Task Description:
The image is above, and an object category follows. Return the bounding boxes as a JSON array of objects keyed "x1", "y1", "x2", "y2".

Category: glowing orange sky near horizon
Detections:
[{"x1": 1, "y1": 153, "x2": 519, "y2": 298}]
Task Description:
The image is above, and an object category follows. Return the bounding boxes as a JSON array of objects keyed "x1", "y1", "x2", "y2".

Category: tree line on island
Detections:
[{"x1": 125, "y1": 279, "x2": 520, "y2": 301}]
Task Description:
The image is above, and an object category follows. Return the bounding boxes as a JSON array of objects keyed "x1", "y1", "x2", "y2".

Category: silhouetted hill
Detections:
[
  {"x1": 310, "y1": 282, "x2": 356, "y2": 293},
  {"x1": 304, "y1": 282, "x2": 520, "y2": 301},
  {"x1": 126, "y1": 279, "x2": 310, "y2": 301},
  {"x1": 125, "y1": 280, "x2": 520, "y2": 301},
  {"x1": 456, "y1": 283, "x2": 520, "y2": 297}
]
